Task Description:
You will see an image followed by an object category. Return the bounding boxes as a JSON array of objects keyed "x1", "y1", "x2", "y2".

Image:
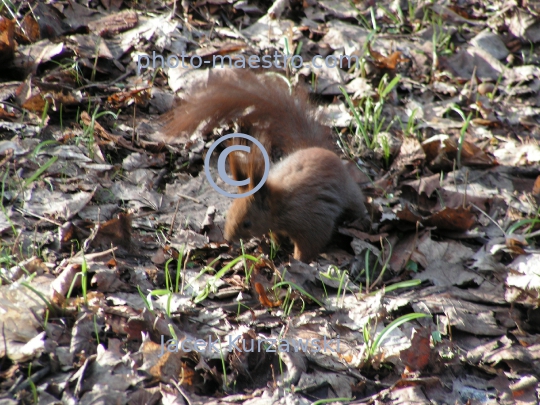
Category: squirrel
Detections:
[{"x1": 163, "y1": 69, "x2": 369, "y2": 262}]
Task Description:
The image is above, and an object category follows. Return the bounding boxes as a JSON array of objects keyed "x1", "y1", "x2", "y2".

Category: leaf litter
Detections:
[{"x1": 1, "y1": 0, "x2": 540, "y2": 404}]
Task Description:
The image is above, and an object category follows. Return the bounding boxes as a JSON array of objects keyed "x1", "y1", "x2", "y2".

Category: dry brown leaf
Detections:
[
  {"x1": 403, "y1": 174, "x2": 440, "y2": 197},
  {"x1": 18, "y1": 14, "x2": 41, "y2": 43},
  {"x1": 107, "y1": 88, "x2": 151, "y2": 108},
  {"x1": 458, "y1": 138, "x2": 497, "y2": 166},
  {"x1": 447, "y1": 5, "x2": 471, "y2": 19},
  {"x1": 80, "y1": 110, "x2": 145, "y2": 153},
  {"x1": 103, "y1": 305, "x2": 139, "y2": 337},
  {"x1": 532, "y1": 175, "x2": 540, "y2": 196},
  {"x1": 411, "y1": 231, "x2": 475, "y2": 269},
  {"x1": 472, "y1": 117, "x2": 500, "y2": 127},
  {"x1": 423, "y1": 135, "x2": 496, "y2": 168},
  {"x1": 21, "y1": 93, "x2": 48, "y2": 113},
  {"x1": 33, "y1": 3, "x2": 70, "y2": 39},
  {"x1": 338, "y1": 226, "x2": 389, "y2": 243},
  {"x1": 100, "y1": 0, "x2": 124, "y2": 10},
  {"x1": 391, "y1": 137, "x2": 426, "y2": 169},
  {"x1": 388, "y1": 232, "x2": 420, "y2": 272},
  {"x1": 414, "y1": 260, "x2": 482, "y2": 287},
  {"x1": 431, "y1": 189, "x2": 491, "y2": 212},
  {"x1": 124, "y1": 317, "x2": 146, "y2": 341},
  {"x1": 87, "y1": 10, "x2": 138, "y2": 37},
  {"x1": 415, "y1": 290, "x2": 505, "y2": 335},
  {"x1": 202, "y1": 205, "x2": 225, "y2": 243},
  {"x1": 70, "y1": 310, "x2": 103, "y2": 359},
  {"x1": 91, "y1": 213, "x2": 133, "y2": 249},
  {"x1": 196, "y1": 43, "x2": 248, "y2": 61},
  {"x1": 2, "y1": 1, "x2": 540, "y2": 402},
  {"x1": 52, "y1": 263, "x2": 82, "y2": 297},
  {"x1": 151, "y1": 248, "x2": 167, "y2": 265},
  {"x1": 425, "y1": 206, "x2": 476, "y2": 232},
  {"x1": 396, "y1": 205, "x2": 423, "y2": 224},
  {"x1": 421, "y1": 135, "x2": 449, "y2": 165},
  {"x1": 48, "y1": 90, "x2": 82, "y2": 106},
  {"x1": 254, "y1": 282, "x2": 281, "y2": 308},
  {"x1": 367, "y1": 42, "x2": 408, "y2": 70},
  {"x1": 92, "y1": 268, "x2": 127, "y2": 292},
  {"x1": 140, "y1": 338, "x2": 197, "y2": 384},
  {"x1": 12, "y1": 39, "x2": 64, "y2": 72},
  {"x1": 0, "y1": 106, "x2": 17, "y2": 121},
  {"x1": 0, "y1": 17, "x2": 15, "y2": 63},
  {"x1": 400, "y1": 328, "x2": 431, "y2": 371}
]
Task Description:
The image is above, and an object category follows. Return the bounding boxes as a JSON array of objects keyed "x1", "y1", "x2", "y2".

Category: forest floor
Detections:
[{"x1": 1, "y1": 0, "x2": 540, "y2": 404}]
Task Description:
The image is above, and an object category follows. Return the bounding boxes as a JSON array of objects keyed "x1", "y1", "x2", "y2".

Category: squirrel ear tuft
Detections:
[
  {"x1": 247, "y1": 146, "x2": 267, "y2": 190},
  {"x1": 228, "y1": 148, "x2": 251, "y2": 193},
  {"x1": 225, "y1": 136, "x2": 269, "y2": 195}
]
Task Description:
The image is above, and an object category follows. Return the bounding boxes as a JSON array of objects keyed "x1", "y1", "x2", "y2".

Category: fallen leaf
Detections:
[
  {"x1": 400, "y1": 328, "x2": 431, "y2": 371},
  {"x1": 367, "y1": 43, "x2": 408, "y2": 70},
  {"x1": 254, "y1": 282, "x2": 281, "y2": 308},
  {"x1": 0, "y1": 17, "x2": 15, "y2": 63},
  {"x1": 424, "y1": 206, "x2": 476, "y2": 232},
  {"x1": 18, "y1": 13, "x2": 41, "y2": 43}
]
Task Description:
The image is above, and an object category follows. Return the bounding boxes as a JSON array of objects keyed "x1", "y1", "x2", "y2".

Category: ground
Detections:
[{"x1": 0, "y1": 0, "x2": 540, "y2": 404}]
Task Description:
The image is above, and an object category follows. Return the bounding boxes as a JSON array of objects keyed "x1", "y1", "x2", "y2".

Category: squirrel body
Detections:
[
  {"x1": 224, "y1": 147, "x2": 367, "y2": 262},
  {"x1": 163, "y1": 69, "x2": 368, "y2": 262}
]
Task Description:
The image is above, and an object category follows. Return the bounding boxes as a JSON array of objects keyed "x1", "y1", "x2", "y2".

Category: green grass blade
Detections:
[{"x1": 370, "y1": 312, "x2": 431, "y2": 357}]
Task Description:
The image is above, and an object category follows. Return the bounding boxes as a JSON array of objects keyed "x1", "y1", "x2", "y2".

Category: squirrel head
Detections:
[
  {"x1": 224, "y1": 188, "x2": 272, "y2": 242},
  {"x1": 224, "y1": 143, "x2": 273, "y2": 242}
]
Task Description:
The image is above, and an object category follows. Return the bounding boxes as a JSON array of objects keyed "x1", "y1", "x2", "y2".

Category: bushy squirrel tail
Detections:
[{"x1": 162, "y1": 69, "x2": 333, "y2": 161}]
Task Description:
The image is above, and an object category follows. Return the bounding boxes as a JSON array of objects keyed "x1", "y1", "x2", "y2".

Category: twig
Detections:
[
  {"x1": 168, "y1": 198, "x2": 182, "y2": 237},
  {"x1": 180, "y1": 249, "x2": 190, "y2": 295},
  {"x1": 178, "y1": 193, "x2": 201, "y2": 204},
  {"x1": 171, "y1": 379, "x2": 192, "y2": 405},
  {"x1": 470, "y1": 203, "x2": 506, "y2": 235},
  {"x1": 76, "y1": 69, "x2": 135, "y2": 90},
  {"x1": 11, "y1": 366, "x2": 50, "y2": 394},
  {"x1": 69, "y1": 247, "x2": 119, "y2": 264},
  {"x1": 220, "y1": 12, "x2": 257, "y2": 49},
  {"x1": 462, "y1": 170, "x2": 469, "y2": 209},
  {"x1": 132, "y1": 103, "x2": 137, "y2": 146},
  {"x1": 15, "y1": 208, "x2": 62, "y2": 226},
  {"x1": 1, "y1": 323, "x2": 7, "y2": 370}
]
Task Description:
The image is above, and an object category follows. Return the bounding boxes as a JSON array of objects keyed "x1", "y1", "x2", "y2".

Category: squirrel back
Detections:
[{"x1": 163, "y1": 69, "x2": 368, "y2": 262}]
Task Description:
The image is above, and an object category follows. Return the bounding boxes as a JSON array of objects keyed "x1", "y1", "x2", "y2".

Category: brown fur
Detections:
[
  {"x1": 224, "y1": 148, "x2": 368, "y2": 262},
  {"x1": 163, "y1": 70, "x2": 368, "y2": 262},
  {"x1": 162, "y1": 69, "x2": 333, "y2": 158}
]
